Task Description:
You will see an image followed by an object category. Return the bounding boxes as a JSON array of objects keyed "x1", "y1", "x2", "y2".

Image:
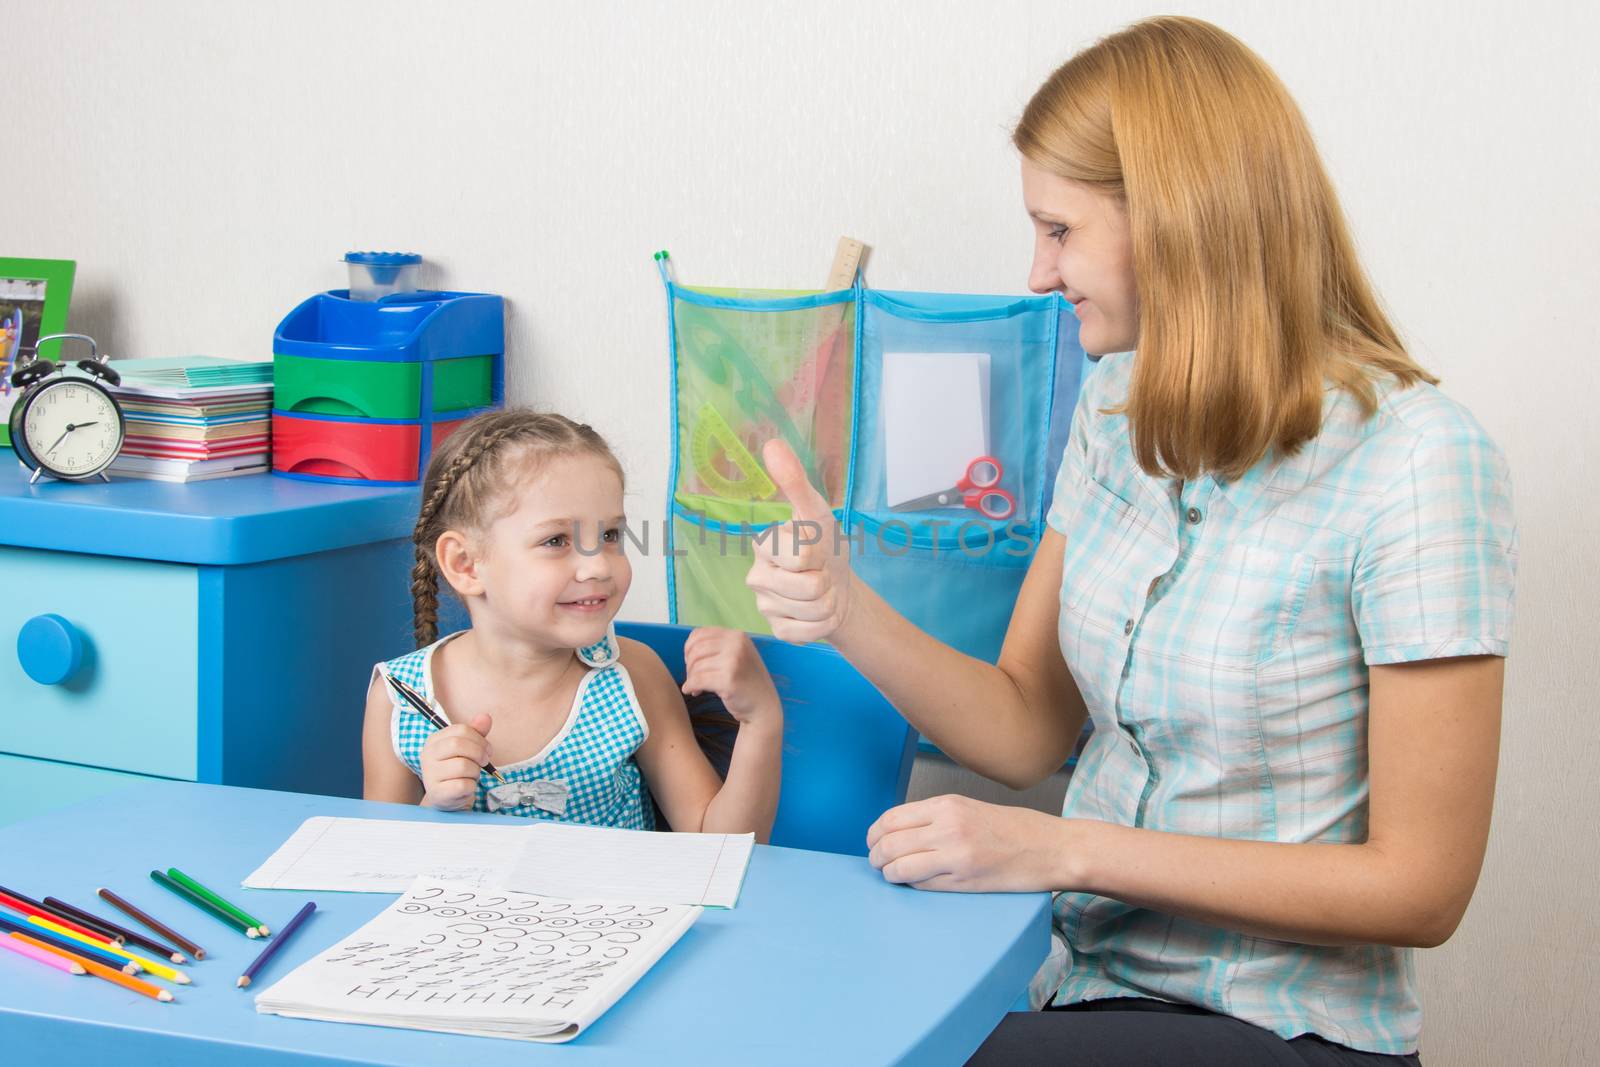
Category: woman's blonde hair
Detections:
[
  {"x1": 410, "y1": 409, "x2": 624, "y2": 647},
  {"x1": 1014, "y1": 16, "x2": 1436, "y2": 480}
]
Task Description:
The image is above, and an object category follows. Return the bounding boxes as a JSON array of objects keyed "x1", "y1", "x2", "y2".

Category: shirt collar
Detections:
[{"x1": 1210, "y1": 453, "x2": 1280, "y2": 521}]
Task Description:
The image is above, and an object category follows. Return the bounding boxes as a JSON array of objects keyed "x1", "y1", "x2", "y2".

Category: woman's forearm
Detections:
[
  {"x1": 832, "y1": 575, "x2": 1081, "y2": 787},
  {"x1": 1059, "y1": 819, "x2": 1463, "y2": 948}
]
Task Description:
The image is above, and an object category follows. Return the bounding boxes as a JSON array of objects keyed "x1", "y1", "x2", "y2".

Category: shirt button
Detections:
[
  {"x1": 1186, "y1": 507, "x2": 1203, "y2": 525},
  {"x1": 1123, "y1": 618, "x2": 1135, "y2": 636}
]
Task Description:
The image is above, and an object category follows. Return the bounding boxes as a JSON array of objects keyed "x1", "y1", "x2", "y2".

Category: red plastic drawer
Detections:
[{"x1": 271, "y1": 414, "x2": 466, "y2": 483}]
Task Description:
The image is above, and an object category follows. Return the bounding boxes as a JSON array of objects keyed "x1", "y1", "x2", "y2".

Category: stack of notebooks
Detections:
[
  {"x1": 107, "y1": 357, "x2": 274, "y2": 482},
  {"x1": 243, "y1": 819, "x2": 750, "y2": 1042},
  {"x1": 255, "y1": 879, "x2": 702, "y2": 1043}
]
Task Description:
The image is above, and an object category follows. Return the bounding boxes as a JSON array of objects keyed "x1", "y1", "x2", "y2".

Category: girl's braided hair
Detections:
[{"x1": 410, "y1": 409, "x2": 624, "y2": 647}]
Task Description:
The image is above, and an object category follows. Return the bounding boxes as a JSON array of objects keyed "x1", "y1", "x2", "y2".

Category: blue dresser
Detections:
[{"x1": 0, "y1": 459, "x2": 422, "y2": 824}]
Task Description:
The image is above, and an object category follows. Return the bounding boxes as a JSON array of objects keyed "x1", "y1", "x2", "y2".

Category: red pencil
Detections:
[{"x1": 0, "y1": 887, "x2": 115, "y2": 945}]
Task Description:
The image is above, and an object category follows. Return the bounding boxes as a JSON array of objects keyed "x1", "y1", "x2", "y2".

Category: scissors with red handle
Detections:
[{"x1": 892, "y1": 455, "x2": 1016, "y2": 520}]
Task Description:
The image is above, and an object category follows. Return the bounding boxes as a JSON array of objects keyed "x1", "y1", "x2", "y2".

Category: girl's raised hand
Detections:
[
  {"x1": 419, "y1": 713, "x2": 494, "y2": 810},
  {"x1": 682, "y1": 627, "x2": 782, "y2": 727},
  {"x1": 746, "y1": 439, "x2": 855, "y2": 644}
]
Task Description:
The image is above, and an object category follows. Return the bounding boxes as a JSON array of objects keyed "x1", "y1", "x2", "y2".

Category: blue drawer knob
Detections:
[{"x1": 17, "y1": 614, "x2": 86, "y2": 685}]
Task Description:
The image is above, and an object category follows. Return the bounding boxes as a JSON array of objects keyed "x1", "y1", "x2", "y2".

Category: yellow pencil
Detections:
[{"x1": 28, "y1": 915, "x2": 191, "y2": 984}]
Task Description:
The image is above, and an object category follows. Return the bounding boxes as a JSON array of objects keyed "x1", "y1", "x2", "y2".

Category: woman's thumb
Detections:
[
  {"x1": 763, "y1": 439, "x2": 831, "y2": 522},
  {"x1": 468, "y1": 712, "x2": 493, "y2": 737}
]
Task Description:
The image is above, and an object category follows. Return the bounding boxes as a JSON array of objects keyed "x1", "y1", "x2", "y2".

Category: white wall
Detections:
[{"x1": 8, "y1": 2, "x2": 1596, "y2": 1061}]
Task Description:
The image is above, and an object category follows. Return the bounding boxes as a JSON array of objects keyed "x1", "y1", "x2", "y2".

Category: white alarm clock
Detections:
[{"x1": 6, "y1": 333, "x2": 126, "y2": 484}]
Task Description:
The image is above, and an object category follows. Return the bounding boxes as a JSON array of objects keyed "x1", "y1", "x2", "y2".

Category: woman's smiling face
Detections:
[{"x1": 1022, "y1": 158, "x2": 1139, "y2": 356}]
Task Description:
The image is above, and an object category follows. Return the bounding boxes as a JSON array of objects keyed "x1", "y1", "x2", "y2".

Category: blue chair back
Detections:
[{"x1": 615, "y1": 621, "x2": 916, "y2": 857}]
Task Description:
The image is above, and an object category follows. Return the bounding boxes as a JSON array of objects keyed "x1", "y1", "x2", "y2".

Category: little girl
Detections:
[{"x1": 362, "y1": 409, "x2": 783, "y2": 840}]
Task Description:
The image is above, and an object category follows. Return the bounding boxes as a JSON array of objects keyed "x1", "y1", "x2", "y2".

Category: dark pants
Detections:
[{"x1": 966, "y1": 998, "x2": 1422, "y2": 1067}]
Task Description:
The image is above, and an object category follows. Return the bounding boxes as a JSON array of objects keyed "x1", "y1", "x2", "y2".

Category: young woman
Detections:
[{"x1": 747, "y1": 16, "x2": 1516, "y2": 1064}]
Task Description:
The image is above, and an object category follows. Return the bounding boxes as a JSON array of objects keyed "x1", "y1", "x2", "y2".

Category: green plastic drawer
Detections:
[{"x1": 273, "y1": 353, "x2": 494, "y2": 419}]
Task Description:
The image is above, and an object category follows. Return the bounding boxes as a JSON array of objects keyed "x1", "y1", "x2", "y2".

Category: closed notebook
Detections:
[{"x1": 255, "y1": 878, "x2": 700, "y2": 1043}]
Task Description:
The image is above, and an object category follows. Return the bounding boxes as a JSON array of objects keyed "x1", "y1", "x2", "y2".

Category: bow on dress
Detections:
[{"x1": 484, "y1": 778, "x2": 570, "y2": 815}]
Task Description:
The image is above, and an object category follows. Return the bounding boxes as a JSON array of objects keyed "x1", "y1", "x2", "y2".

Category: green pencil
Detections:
[
  {"x1": 150, "y1": 870, "x2": 259, "y2": 938},
  {"x1": 166, "y1": 868, "x2": 271, "y2": 936}
]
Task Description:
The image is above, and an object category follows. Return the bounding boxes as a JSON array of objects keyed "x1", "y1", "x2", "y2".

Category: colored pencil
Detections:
[
  {"x1": 0, "y1": 886, "x2": 115, "y2": 944},
  {"x1": 42, "y1": 896, "x2": 137, "y2": 949},
  {"x1": 45, "y1": 896, "x2": 185, "y2": 964},
  {"x1": 384, "y1": 671, "x2": 508, "y2": 783},
  {"x1": 98, "y1": 886, "x2": 207, "y2": 961},
  {"x1": 237, "y1": 901, "x2": 315, "y2": 989},
  {"x1": 0, "y1": 912, "x2": 139, "y2": 973},
  {"x1": 27, "y1": 916, "x2": 190, "y2": 983},
  {"x1": 150, "y1": 870, "x2": 258, "y2": 937},
  {"x1": 1, "y1": 933, "x2": 86, "y2": 974},
  {"x1": 165, "y1": 868, "x2": 270, "y2": 936},
  {"x1": 15, "y1": 934, "x2": 173, "y2": 1002}
]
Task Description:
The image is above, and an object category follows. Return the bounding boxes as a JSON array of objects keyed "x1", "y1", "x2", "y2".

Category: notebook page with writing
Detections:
[
  {"x1": 243, "y1": 817, "x2": 522, "y2": 892},
  {"x1": 255, "y1": 879, "x2": 700, "y2": 1043},
  {"x1": 243, "y1": 817, "x2": 754, "y2": 907},
  {"x1": 508, "y1": 822, "x2": 754, "y2": 908}
]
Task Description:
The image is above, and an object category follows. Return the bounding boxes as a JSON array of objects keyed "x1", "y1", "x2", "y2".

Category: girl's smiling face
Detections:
[
  {"x1": 449, "y1": 451, "x2": 631, "y2": 649},
  {"x1": 1022, "y1": 158, "x2": 1140, "y2": 356}
]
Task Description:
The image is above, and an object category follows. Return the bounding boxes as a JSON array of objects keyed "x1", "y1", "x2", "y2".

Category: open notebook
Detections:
[
  {"x1": 256, "y1": 879, "x2": 699, "y2": 1043},
  {"x1": 244, "y1": 816, "x2": 753, "y2": 908}
]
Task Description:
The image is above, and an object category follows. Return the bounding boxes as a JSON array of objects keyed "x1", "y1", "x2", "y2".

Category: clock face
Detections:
[{"x1": 21, "y1": 378, "x2": 125, "y2": 479}]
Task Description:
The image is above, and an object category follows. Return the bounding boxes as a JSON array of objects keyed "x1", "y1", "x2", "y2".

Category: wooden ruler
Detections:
[{"x1": 825, "y1": 237, "x2": 867, "y2": 290}]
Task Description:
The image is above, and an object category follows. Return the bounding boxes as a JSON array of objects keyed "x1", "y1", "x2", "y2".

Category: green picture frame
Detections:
[{"x1": 1, "y1": 257, "x2": 77, "y2": 448}]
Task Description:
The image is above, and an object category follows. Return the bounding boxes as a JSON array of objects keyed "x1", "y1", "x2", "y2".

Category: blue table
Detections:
[{"x1": 0, "y1": 781, "x2": 1049, "y2": 1065}]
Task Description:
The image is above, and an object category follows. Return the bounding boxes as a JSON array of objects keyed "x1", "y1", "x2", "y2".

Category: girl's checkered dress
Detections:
[{"x1": 376, "y1": 623, "x2": 655, "y2": 830}]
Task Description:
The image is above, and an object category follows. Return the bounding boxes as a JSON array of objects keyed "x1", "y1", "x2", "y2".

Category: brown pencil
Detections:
[
  {"x1": 97, "y1": 887, "x2": 206, "y2": 961},
  {"x1": 45, "y1": 897, "x2": 186, "y2": 965}
]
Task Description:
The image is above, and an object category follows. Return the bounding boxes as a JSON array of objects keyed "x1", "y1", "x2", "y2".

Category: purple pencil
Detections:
[{"x1": 236, "y1": 902, "x2": 315, "y2": 989}]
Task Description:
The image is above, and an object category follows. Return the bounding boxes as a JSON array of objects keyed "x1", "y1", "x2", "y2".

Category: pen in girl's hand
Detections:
[{"x1": 382, "y1": 672, "x2": 508, "y2": 784}]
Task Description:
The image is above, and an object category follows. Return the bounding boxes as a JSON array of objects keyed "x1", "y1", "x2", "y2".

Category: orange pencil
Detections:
[{"x1": 12, "y1": 933, "x2": 172, "y2": 1002}]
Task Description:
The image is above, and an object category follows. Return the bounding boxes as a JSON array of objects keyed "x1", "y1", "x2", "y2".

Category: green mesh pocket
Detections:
[
  {"x1": 670, "y1": 508, "x2": 775, "y2": 635},
  {"x1": 671, "y1": 289, "x2": 855, "y2": 511}
]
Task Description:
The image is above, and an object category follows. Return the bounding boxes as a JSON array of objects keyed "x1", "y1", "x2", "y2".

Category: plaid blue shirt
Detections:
[
  {"x1": 1039, "y1": 352, "x2": 1517, "y2": 1054},
  {"x1": 380, "y1": 623, "x2": 655, "y2": 830}
]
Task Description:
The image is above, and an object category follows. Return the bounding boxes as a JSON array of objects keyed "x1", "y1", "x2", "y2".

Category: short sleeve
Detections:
[
  {"x1": 1352, "y1": 424, "x2": 1518, "y2": 665},
  {"x1": 1045, "y1": 363, "x2": 1101, "y2": 536}
]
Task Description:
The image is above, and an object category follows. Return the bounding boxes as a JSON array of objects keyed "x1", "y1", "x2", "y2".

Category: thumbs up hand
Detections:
[{"x1": 746, "y1": 439, "x2": 855, "y2": 644}]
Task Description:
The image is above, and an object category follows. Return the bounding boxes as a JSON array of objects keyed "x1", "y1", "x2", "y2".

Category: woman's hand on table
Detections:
[
  {"x1": 746, "y1": 439, "x2": 855, "y2": 644},
  {"x1": 867, "y1": 794, "x2": 1085, "y2": 893}
]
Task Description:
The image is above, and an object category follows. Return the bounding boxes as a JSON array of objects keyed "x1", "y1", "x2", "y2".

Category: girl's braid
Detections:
[{"x1": 410, "y1": 424, "x2": 523, "y2": 647}]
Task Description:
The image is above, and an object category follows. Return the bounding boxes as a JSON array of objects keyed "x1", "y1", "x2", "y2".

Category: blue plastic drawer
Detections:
[{"x1": 0, "y1": 547, "x2": 200, "y2": 780}]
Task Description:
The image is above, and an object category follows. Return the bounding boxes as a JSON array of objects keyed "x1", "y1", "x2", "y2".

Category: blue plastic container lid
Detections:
[{"x1": 344, "y1": 251, "x2": 421, "y2": 265}]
